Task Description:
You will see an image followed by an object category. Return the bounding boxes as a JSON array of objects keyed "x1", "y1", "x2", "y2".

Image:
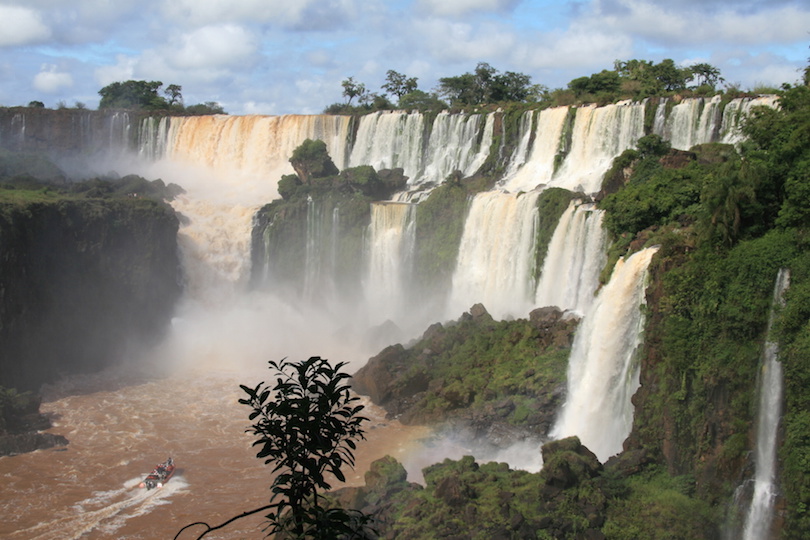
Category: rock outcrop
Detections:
[
  {"x1": 0, "y1": 196, "x2": 182, "y2": 390},
  {"x1": 352, "y1": 304, "x2": 579, "y2": 451}
]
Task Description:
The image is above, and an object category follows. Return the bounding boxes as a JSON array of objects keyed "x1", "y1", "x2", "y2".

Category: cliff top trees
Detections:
[
  {"x1": 341, "y1": 77, "x2": 368, "y2": 106},
  {"x1": 98, "y1": 80, "x2": 169, "y2": 110},
  {"x1": 98, "y1": 80, "x2": 226, "y2": 114},
  {"x1": 381, "y1": 70, "x2": 418, "y2": 100},
  {"x1": 437, "y1": 62, "x2": 538, "y2": 106}
]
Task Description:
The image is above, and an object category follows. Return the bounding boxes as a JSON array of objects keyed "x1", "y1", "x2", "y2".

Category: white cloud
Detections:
[
  {"x1": 95, "y1": 55, "x2": 137, "y2": 88},
  {"x1": 33, "y1": 64, "x2": 73, "y2": 93},
  {"x1": 161, "y1": 0, "x2": 358, "y2": 30},
  {"x1": 0, "y1": 6, "x2": 51, "y2": 46},
  {"x1": 415, "y1": 19, "x2": 517, "y2": 62},
  {"x1": 520, "y1": 28, "x2": 632, "y2": 72},
  {"x1": 416, "y1": 0, "x2": 520, "y2": 17},
  {"x1": 169, "y1": 25, "x2": 258, "y2": 70},
  {"x1": 591, "y1": 0, "x2": 810, "y2": 47}
]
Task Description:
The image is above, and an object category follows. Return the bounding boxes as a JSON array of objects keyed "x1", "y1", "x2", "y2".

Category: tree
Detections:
[
  {"x1": 652, "y1": 59, "x2": 690, "y2": 91},
  {"x1": 175, "y1": 357, "x2": 372, "y2": 540},
  {"x1": 341, "y1": 77, "x2": 367, "y2": 105},
  {"x1": 289, "y1": 139, "x2": 339, "y2": 184},
  {"x1": 398, "y1": 89, "x2": 447, "y2": 111},
  {"x1": 490, "y1": 70, "x2": 534, "y2": 102},
  {"x1": 164, "y1": 84, "x2": 183, "y2": 106},
  {"x1": 185, "y1": 101, "x2": 226, "y2": 115},
  {"x1": 381, "y1": 70, "x2": 418, "y2": 100},
  {"x1": 437, "y1": 62, "x2": 535, "y2": 106},
  {"x1": 98, "y1": 80, "x2": 168, "y2": 109},
  {"x1": 614, "y1": 58, "x2": 690, "y2": 96},
  {"x1": 687, "y1": 63, "x2": 724, "y2": 89},
  {"x1": 567, "y1": 69, "x2": 621, "y2": 97}
]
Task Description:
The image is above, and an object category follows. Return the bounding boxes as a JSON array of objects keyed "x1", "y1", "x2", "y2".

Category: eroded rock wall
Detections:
[{"x1": 0, "y1": 197, "x2": 182, "y2": 390}]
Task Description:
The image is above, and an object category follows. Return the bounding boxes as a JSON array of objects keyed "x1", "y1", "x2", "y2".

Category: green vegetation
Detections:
[
  {"x1": 0, "y1": 386, "x2": 39, "y2": 433},
  {"x1": 327, "y1": 58, "x2": 734, "y2": 115},
  {"x1": 351, "y1": 305, "x2": 576, "y2": 435},
  {"x1": 338, "y1": 439, "x2": 716, "y2": 539},
  {"x1": 437, "y1": 62, "x2": 544, "y2": 106},
  {"x1": 601, "y1": 466, "x2": 716, "y2": 539},
  {"x1": 177, "y1": 357, "x2": 373, "y2": 539},
  {"x1": 412, "y1": 180, "x2": 469, "y2": 299},
  {"x1": 0, "y1": 148, "x2": 183, "y2": 205},
  {"x1": 533, "y1": 188, "x2": 577, "y2": 277},
  {"x1": 98, "y1": 80, "x2": 226, "y2": 114},
  {"x1": 254, "y1": 140, "x2": 407, "y2": 297},
  {"x1": 590, "y1": 80, "x2": 810, "y2": 536}
]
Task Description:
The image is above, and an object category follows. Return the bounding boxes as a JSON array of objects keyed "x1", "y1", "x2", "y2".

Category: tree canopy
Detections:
[
  {"x1": 381, "y1": 70, "x2": 418, "y2": 99},
  {"x1": 97, "y1": 80, "x2": 226, "y2": 114},
  {"x1": 437, "y1": 62, "x2": 538, "y2": 106},
  {"x1": 98, "y1": 80, "x2": 168, "y2": 110}
]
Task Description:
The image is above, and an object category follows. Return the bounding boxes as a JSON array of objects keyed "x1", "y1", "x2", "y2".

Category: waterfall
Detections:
[
  {"x1": 501, "y1": 106, "x2": 569, "y2": 193},
  {"x1": 304, "y1": 196, "x2": 328, "y2": 301},
  {"x1": 162, "y1": 114, "x2": 352, "y2": 186},
  {"x1": 445, "y1": 190, "x2": 541, "y2": 319},
  {"x1": 742, "y1": 268, "x2": 790, "y2": 540},
  {"x1": 549, "y1": 101, "x2": 646, "y2": 194},
  {"x1": 422, "y1": 111, "x2": 495, "y2": 186},
  {"x1": 662, "y1": 95, "x2": 723, "y2": 150},
  {"x1": 551, "y1": 246, "x2": 659, "y2": 462},
  {"x1": 535, "y1": 200, "x2": 608, "y2": 314},
  {"x1": 653, "y1": 95, "x2": 779, "y2": 150},
  {"x1": 365, "y1": 202, "x2": 416, "y2": 326},
  {"x1": 720, "y1": 95, "x2": 781, "y2": 146},
  {"x1": 347, "y1": 111, "x2": 425, "y2": 180},
  {"x1": 503, "y1": 110, "x2": 535, "y2": 178}
]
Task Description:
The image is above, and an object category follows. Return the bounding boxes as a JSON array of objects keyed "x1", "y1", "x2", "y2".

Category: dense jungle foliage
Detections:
[
  {"x1": 599, "y1": 82, "x2": 810, "y2": 536},
  {"x1": 337, "y1": 81, "x2": 810, "y2": 539}
]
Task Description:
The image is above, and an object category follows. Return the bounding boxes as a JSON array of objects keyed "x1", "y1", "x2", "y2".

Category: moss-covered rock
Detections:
[{"x1": 352, "y1": 304, "x2": 578, "y2": 451}]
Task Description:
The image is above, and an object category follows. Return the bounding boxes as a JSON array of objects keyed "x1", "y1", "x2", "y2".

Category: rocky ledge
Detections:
[
  {"x1": 0, "y1": 389, "x2": 68, "y2": 457},
  {"x1": 352, "y1": 304, "x2": 580, "y2": 452}
]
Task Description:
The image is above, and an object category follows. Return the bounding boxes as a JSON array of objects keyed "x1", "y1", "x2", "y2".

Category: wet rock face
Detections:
[
  {"x1": 0, "y1": 389, "x2": 68, "y2": 456},
  {"x1": 0, "y1": 198, "x2": 181, "y2": 391}
]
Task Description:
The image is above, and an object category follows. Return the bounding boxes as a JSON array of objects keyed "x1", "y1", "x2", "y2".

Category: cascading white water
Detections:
[
  {"x1": 662, "y1": 95, "x2": 722, "y2": 150},
  {"x1": 551, "y1": 246, "x2": 659, "y2": 462},
  {"x1": 422, "y1": 111, "x2": 495, "y2": 186},
  {"x1": 535, "y1": 200, "x2": 608, "y2": 315},
  {"x1": 501, "y1": 106, "x2": 570, "y2": 193},
  {"x1": 742, "y1": 268, "x2": 790, "y2": 540},
  {"x1": 162, "y1": 114, "x2": 352, "y2": 181},
  {"x1": 365, "y1": 202, "x2": 416, "y2": 326},
  {"x1": 549, "y1": 101, "x2": 646, "y2": 194},
  {"x1": 347, "y1": 111, "x2": 425, "y2": 180},
  {"x1": 503, "y1": 110, "x2": 535, "y2": 178},
  {"x1": 304, "y1": 196, "x2": 330, "y2": 301},
  {"x1": 720, "y1": 95, "x2": 781, "y2": 146},
  {"x1": 445, "y1": 190, "x2": 541, "y2": 320}
]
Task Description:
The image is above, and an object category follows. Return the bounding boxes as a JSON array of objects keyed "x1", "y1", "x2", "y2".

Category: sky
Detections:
[{"x1": 0, "y1": 0, "x2": 807, "y2": 116}]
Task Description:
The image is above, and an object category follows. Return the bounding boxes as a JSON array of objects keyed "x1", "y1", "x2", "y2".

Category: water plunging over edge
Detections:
[{"x1": 741, "y1": 268, "x2": 790, "y2": 540}]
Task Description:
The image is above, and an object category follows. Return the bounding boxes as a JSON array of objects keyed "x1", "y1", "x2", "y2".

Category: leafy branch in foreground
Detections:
[{"x1": 175, "y1": 356, "x2": 373, "y2": 539}]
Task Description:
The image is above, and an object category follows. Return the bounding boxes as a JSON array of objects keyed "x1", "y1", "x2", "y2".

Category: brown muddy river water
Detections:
[{"x1": 0, "y1": 367, "x2": 432, "y2": 539}]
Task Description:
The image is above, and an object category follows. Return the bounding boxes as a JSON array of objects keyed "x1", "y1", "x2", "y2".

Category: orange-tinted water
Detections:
[{"x1": 0, "y1": 368, "x2": 430, "y2": 539}]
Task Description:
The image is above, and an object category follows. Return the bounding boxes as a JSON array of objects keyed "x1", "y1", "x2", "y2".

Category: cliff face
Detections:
[
  {"x1": 0, "y1": 197, "x2": 182, "y2": 390},
  {"x1": 0, "y1": 107, "x2": 147, "y2": 156}
]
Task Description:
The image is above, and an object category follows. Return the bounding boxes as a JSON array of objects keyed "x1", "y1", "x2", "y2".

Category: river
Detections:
[{"x1": 0, "y1": 363, "x2": 430, "y2": 539}]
